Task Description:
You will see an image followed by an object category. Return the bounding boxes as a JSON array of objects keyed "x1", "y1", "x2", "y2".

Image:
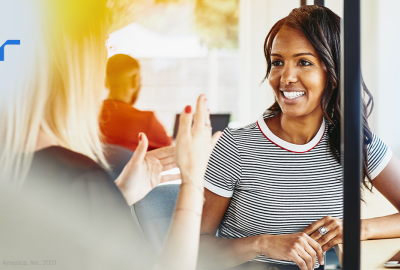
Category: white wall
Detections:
[
  {"x1": 371, "y1": 0, "x2": 400, "y2": 157},
  {"x1": 239, "y1": 0, "x2": 299, "y2": 126}
]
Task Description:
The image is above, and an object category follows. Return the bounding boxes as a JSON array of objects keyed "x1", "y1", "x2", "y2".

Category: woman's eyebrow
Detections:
[
  {"x1": 270, "y1": 53, "x2": 315, "y2": 57},
  {"x1": 293, "y1": 52, "x2": 315, "y2": 57}
]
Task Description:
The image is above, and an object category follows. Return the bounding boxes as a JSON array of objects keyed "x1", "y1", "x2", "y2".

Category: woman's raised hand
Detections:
[
  {"x1": 115, "y1": 94, "x2": 221, "y2": 206},
  {"x1": 115, "y1": 136, "x2": 179, "y2": 206},
  {"x1": 175, "y1": 94, "x2": 221, "y2": 186},
  {"x1": 303, "y1": 216, "x2": 344, "y2": 252},
  {"x1": 257, "y1": 233, "x2": 324, "y2": 270}
]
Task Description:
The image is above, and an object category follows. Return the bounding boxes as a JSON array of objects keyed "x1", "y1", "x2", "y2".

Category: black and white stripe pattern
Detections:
[{"x1": 204, "y1": 113, "x2": 391, "y2": 267}]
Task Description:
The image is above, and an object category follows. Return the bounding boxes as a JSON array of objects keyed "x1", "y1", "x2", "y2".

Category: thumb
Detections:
[{"x1": 131, "y1": 133, "x2": 148, "y2": 165}]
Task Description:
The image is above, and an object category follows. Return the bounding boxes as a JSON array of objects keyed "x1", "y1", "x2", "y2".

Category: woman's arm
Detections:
[
  {"x1": 198, "y1": 189, "x2": 262, "y2": 269},
  {"x1": 157, "y1": 95, "x2": 221, "y2": 270},
  {"x1": 361, "y1": 155, "x2": 400, "y2": 239},
  {"x1": 199, "y1": 189, "x2": 324, "y2": 270}
]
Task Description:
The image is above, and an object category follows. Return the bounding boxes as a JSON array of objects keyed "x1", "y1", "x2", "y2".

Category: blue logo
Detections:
[{"x1": 0, "y1": 40, "x2": 20, "y2": 61}]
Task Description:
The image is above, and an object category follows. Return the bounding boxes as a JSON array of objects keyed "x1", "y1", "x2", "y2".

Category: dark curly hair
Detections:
[{"x1": 262, "y1": 5, "x2": 374, "y2": 190}]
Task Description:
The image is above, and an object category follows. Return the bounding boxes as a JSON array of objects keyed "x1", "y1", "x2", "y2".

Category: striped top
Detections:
[{"x1": 204, "y1": 112, "x2": 392, "y2": 267}]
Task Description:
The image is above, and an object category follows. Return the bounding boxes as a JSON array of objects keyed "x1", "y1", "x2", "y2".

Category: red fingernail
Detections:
[
  {"x1": 185, "y1": 105, "x2": 192, "y2": 114},
  {"x1": 207, "y1": 108, "x2": 210, "y2": 113},
  {"x1": 220, "y1": 133, "x2": 223, "y2": 138},
  {"x1": 139, "y1": 133, "x2": 142, "y2": 141}
]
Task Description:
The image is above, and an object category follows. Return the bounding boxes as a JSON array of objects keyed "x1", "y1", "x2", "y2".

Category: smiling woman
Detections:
[{"x1": 198, "y1": 5, "x2": 400, "y2": 270}]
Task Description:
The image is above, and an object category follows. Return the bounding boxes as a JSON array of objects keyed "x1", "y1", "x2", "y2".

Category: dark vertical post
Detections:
[
  {"x1": 314, "y1": 0, "x2": 325, "y2": 6},
  {"x1": 301, "y1": 0, "x2": 306, "y2": 6},
  {"x1": 341, "y1": 0, "x2": 361, "y2": 270}
]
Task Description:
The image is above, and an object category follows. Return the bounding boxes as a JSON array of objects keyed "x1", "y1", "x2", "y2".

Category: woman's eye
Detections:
[
  {"x1": 272, "y1": 60, "x2": 283, "y2": 66},
  {"x1": 299, "y1": 60, "x2": 312, "y2": 66}
]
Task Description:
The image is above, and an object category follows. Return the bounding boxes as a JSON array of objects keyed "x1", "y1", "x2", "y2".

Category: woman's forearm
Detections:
[
  {"x1": 157, "y1": 176, "x2": 205, "y2": 270},
  {"x1": 198, "y1": 233, "x2": 263, "y2": 269},
  {"x1": 361, "y1": 212, "x2": 400, "y2": 240}
]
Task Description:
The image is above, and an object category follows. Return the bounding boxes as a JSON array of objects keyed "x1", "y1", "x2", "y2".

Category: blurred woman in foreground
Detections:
[{"x1": 0, "y1": 1, "x2": 220, "y2": 269}]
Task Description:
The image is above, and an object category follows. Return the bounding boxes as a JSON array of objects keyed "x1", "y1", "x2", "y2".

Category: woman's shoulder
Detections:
[
  {"x1": 26, "y1": 146, "x2": 117, "y2": 198},
  {"x1": 34, "y1": 146, "x2": 104, "y2": 171}
]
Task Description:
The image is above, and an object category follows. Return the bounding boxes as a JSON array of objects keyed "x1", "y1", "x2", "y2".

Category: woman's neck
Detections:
[
  {"x1": 35, "y1": 129, "x2": 58, "y2": 151},
  {"x1": 266, "y1": 111, "x2": 324, "y2": 145}
]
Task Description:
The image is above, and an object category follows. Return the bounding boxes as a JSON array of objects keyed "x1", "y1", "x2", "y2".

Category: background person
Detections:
[
  {"x1": 198, "y1": 5, "x2": 400, "y2": 270},
  {"x1": 100, "y1": 54, "x2": 171, "y2": 152},
  {"x1": 0, "y1": 0, "x2": 220, "y2": 269}
]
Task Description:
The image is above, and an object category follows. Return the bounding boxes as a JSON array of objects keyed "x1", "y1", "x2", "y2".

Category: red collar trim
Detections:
[{"x1": 256, "y1": 121, "x2": 326, "y2": 154}]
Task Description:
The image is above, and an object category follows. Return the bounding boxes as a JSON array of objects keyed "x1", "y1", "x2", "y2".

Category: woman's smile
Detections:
[{"x1": 280, "y1": 90, "x2": 306, "y2": 104}]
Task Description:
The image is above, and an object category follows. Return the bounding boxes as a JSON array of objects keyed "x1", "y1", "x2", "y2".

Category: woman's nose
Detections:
[{"x1": 280, "y1": 65, "x2": 297, "y2": 85}]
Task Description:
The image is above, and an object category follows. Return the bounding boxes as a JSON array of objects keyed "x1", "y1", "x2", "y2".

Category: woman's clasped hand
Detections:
[
  {"x1": 258, "y1": 215, "x2": 345, "y2": 270},
  {"x1": 257, "y1": 233, "x2": 324, "y2": 270},
  {"x1": 303, "y1": 216, "x2": 344, "y2": 252}
]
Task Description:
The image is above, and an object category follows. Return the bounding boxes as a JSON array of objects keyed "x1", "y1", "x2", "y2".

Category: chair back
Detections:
[{"x1": 131, "y1": 184, "x2": 180, "y2": 254}]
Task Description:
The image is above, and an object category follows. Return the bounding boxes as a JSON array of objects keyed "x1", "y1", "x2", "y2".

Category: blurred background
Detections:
[{"x1": 106, "y1": 0, "x2": 400, "y2": 160}]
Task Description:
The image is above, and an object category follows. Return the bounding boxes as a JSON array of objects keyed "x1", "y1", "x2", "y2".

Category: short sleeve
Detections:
[
  {"x1": 204, "y1": 128, "x2": 242, "y2": 197},
  {"x1": 367, "y1": 133, "x2": 393, "y2": 179}
]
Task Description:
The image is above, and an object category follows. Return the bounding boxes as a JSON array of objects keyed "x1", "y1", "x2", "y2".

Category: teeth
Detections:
[{"x1": 283, "y1": 91, "x2": 305, "y2": 99}]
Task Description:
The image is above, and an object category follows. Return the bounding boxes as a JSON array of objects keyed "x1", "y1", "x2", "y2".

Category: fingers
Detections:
[
  {"x1": 162, "y1": 163, "x2": 178, "y2": 171},
  {"x1": 303, "y1": 217, "x2": 326, "y2": 236},
  {"x1": 303, "y1": 243, "x2": 317, "y2": 269},
  {"x1": 131, "y1": 133, "x2": 148, "y2": 165},
  {"x1": 305, "y1": 216, "x2": 343, "y2": 253},
  {"x1": 321, "y1": 236, "x2": 342, "y2": 252},
  {"x1": 205, "y1": 106, "x2": 211, "y2": 127},
  {"x1": 193, "y1": 94, "x2": 207, "y2": 131},
  {"x1": 316, "y1": 229, "x2": 335, "y2": 247},
  {"x1": 211, "y1": 131, "x2": 222, "y2": 148},
  {"x1": 293, "y1": 250, "x2": 312, "y2": 270},
  {"x1": 176, "y1": 105, "x2": 193, "y2": 141},
  {"x1": 318, "y1": 225, "x2": 343, "y2": 252},
  {"x1": 159, "y1": 156, "x2": 175, "y2": 166},
  {"x1": 309, "y1": 229, "x2": 322, "y2": 242},
  {"x1": 160, "y1": 173, "x2": 181, "y2": 183},
  {"x1": 289, "y1": 233, "x2": 321, "y2": 270},
  {"x1": 149, "y1": 146, "x2": 175, "y2": 159},
  {"x1": 306, "y1": 236, "x2": 324, "y2": 266}
]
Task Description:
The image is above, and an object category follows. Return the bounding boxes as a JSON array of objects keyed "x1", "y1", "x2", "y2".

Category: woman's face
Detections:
[{"x1": 269, "y1": 26, "x2": 328, "y2": 119}]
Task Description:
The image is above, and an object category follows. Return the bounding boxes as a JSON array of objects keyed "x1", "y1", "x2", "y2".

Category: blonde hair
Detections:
[{"x1": 0, "y1": 0, "x2": 109, "y2": 183}]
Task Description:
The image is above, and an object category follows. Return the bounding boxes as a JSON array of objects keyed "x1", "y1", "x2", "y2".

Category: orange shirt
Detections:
[{"x1": 100, "y1": 100, "x2": 172, "y2": 151}]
